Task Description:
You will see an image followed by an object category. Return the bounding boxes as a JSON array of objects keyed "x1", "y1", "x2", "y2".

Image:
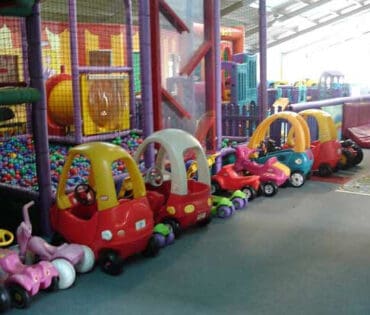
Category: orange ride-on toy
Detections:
[
  {"x1": 134, "y1": 129, "x2": 213, "y2": 238},
  {"x1": 50, "y1": 142, "x2": 162, "y2": 276}
]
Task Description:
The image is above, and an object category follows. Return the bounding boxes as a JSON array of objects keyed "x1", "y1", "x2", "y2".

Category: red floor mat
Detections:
[{"x1": 310, "y1": 174, "x2": 353, "y2": 184}]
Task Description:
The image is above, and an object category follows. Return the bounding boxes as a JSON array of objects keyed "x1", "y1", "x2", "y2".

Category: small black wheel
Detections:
[
  {"x1": 7, "y1": 284, "x2": 31, "y2": 309},
  {"x1": 98, "y1": 249, "x2": 124, "y2": 276},
  {"x1": 163, "y1": 219, "x2": 181, "y2": 238},
  {"x1": 45, "y1": 276, "x2": 59, "y2": 292},
  {"x1": 210, "y1": 180, "x2": 221, "y2": 194},
  {"x1": 198, "y1": 215, "x2": 212, "y2": 227},
  {"x1": 162, "y1": 218, "x2": 182, "y2": 238},
  {"x1": 281, "y1": 179, "x2": 290, "y2": 188},
  {"x1": 241, "y1": 186, "x2": 257, "y2": 201},
  {"x1": 0, "y1": 286, "x2": 10, "y2": 313},
  {"x1": 50, "y1": 232, "x2": 66, "y2": 246},
  {"x1": 261, "y1": 181, "x2": 278, "y2": 197},
  {"x1": 318, "y1": 164, "x2": 333, "y2": 177},
  {"x1": 353, "y1": 146, "x2": 363, "y2": 165},
  {"x1": 142, "y1": 235, "x2": 161, "y2": 257},
  {"x1": 339, "y1": 149, "x2": 353, "y2": 169}
]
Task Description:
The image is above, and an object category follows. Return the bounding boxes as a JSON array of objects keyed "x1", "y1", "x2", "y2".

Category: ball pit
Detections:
[{"x1": 0, "y1": 132, "x2": 144, "y2": 193}]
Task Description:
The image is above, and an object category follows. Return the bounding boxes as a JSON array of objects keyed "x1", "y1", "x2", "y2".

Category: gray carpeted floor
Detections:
[{"x1": 7, "y1": 150, "x2": 370, "y2": 315}]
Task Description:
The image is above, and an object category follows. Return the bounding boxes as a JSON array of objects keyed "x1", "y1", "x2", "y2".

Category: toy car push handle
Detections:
[
  {"x1": 0, "y1": 229, "x2": 14, "y2": 247},
  {"x1": 22, "y1": 200, "x2": 34, "y2": 228}
]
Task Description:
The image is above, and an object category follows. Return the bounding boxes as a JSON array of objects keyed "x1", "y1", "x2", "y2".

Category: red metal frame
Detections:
[{"x1": 150, "y1": 0, "x2": 218, "y2": 150}]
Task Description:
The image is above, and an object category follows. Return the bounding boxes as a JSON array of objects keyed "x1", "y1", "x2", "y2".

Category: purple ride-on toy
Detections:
[
  {"x1": 16, "y1": 201, "x2": 95, "y2": 289},
  {"x1": 234, "y1": 146, "x2": 291, "y2": 189},
  {"x1": 0, "y1": 248, "x2": 59, "y2": 309}
]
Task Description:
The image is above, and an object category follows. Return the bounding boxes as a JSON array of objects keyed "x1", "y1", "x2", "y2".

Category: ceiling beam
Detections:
[
  {"x1": 267, "y1": 4, "x2": 370, "y2": 48},
  {"x1": 220, "y1": 0, "x2": 255, "y2": 17},
  {"x1": 245, "y1": 0, "x2": 332, "y2": 35},
  {"x1": 221, "y1": 1, "x2": 243, "y2": 16}
]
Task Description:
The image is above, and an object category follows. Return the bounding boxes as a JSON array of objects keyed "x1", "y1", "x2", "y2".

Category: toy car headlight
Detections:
[{"x1": 294, "y1": 158, "x2": 302, "y2": 165}]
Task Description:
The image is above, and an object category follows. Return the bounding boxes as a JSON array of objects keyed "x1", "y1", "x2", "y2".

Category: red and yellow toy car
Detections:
[
  {"x1": 296, "y1": 109, "x2": 342, "y2": 176},
  {"x1": 50, "y1": 142, "x2": 161, "y2": 276}
]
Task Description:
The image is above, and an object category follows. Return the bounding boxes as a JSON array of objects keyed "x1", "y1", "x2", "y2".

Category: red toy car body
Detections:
[
  {"x1": 295, "y1": 109, "x2": 342, "y2": 176},
  {"x1": 146, "y1": 180, "x2": 211, "y2": 231},
  {"x1": 50, "y1": 142, "x2": 161, "y2": 276},
  {"x1": 310, "y1": 140, "x2": 342, "y2": 176},
  {"x1": 134, "y1": 129, "x2": 213, "y2": 237},
  {"x1": 211, "y1": 164, "x2": 262, "y2": 200}
]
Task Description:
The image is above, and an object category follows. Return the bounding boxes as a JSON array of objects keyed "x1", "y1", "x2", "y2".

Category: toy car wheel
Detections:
[
  {"x1": 51, "y1": 258, "x2": 76, "y2": 289},
  {"x1": 211, "y1": 180, "x2": 221, "y2": 194},
  {"x1": 289, "y1": 171, "x2": 305, "y2": 188},
  {"x1": 0, "y1": 286, "x2": 11, "y2": 313},
  {"x1": 231, "y1": 197, "x2": 245, "y2": 210},
  {"x1": 216, "y1": 205, "x2": 233, "y2": 218},
  {"x1": 281, "y1": 179, "x2": 290, "y2": 188},
  {"x1": 45, "y1": 276, "x2": 59, "y2": 292},
  {"x1": 318, "y1": 164, "x2": 332, "y2": 177},
  {"x1": 153, "y1": 233, "x2": 166, "y2": 248},
  {"x1": 339, "y1": 149, "x2": 353, "y2": 169},
  {"x1": 241, "y1": 186, "x2": 257, "y2": 201},
  {"x1": 353, "y1": 146, "x2": 363, "y2": 165},
  {"x1": 197, "y1": 215, "x2": 212, "y2": 227},
  {"x1": 98, "y1": 249, "x2": 124, "y2": 276},
  {"x1": 143, "y1": 235, "x2": 161, "y2": 257},
  {"x1": 75, "y1": 245, "x2": 95, "y2": 273},
  {"x1": 50, "y1": 232, "x2": 66, "y2": 246},
  {"x1": 165, "y1": 232, "x2": 175, "y2": 246},
  {"x1": 262, "y1": 181, "x2": 278, "y2": 197},
  {"x1": 162, "y1": 218, "x2": 182, "y2": 238},
  {"x1": 7, "y1": 284, "x2": 31, "y2": 309}
]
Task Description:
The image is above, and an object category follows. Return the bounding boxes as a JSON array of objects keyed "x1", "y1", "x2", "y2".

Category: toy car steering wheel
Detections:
[
  {"x1": 146, "y1": 166, "x2": 163, "y2": 187},
  {"x1": 0, "y1": 229, "x2": 14, "y2": 247},
  {"x1": 74, "y1": 183, "x2": 96, "y2": 206}
]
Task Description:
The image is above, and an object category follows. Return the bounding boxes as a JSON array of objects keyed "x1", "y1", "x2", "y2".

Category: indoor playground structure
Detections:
[
  {"x1": 220, "y1": 25, "x2": 259, "y2": 138},
  {"x1": 0, "y1": 0, "x2": 369, "y2": 238},
  {"x1": 41, "y1": 0, "x2": 135, "y2": 142},
  {"x1": 0, "y1": 0, "x2": 222, "y2": 237}
]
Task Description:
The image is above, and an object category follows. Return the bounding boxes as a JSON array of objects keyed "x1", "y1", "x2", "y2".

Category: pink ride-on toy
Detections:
[
  {"x1": 234, "y1": 146, "x2": 291, "y2": 188},
  {"x1": 0, "y1": 230, "x2": 12, "y2": 313},
  {"x1": 17, "y1": 201, "x2": 95, "y2": 289},
  {"x1": 0, "y1": 248, "x2": 59, "y2": 309}
]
